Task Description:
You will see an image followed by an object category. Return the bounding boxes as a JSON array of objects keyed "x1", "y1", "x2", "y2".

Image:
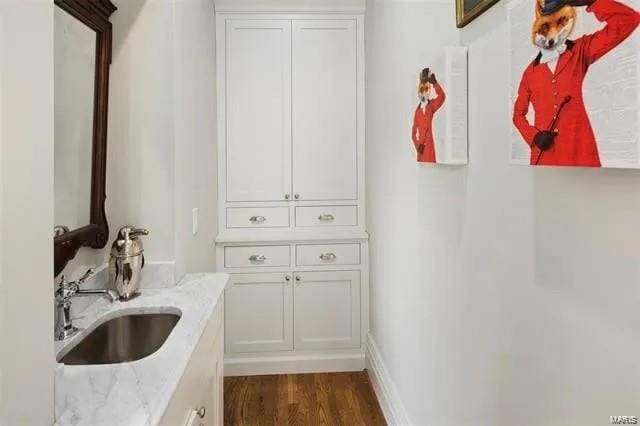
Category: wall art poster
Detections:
[
  {"x1": 509, "y1": 0, "x2": 640, "y2": 168},
  {"x1": 411, "y1": 47, "x2": 468, "y2": 165}
]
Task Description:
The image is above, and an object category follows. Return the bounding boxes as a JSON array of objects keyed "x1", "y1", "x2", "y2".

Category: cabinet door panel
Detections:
[
  {"x1": 226, "y1": 20, "x2": 291, "y2": 202},
  {"x1": 294, "y1": 271, "x2": 360, "y2": 350},
  {"x1": 292, "y1": 20, "x2": 358, "y2": 201},
  {"x1": 225, "y1": 273, "x2": 293, "y2": 353}
]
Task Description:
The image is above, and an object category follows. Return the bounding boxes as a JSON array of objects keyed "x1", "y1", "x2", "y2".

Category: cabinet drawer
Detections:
[
  {"x1": 295, "y1": 206, "x2": 357, "y2": 227},
  {"x1": 227, "y1": 207, "x2": 290, "y2": 229},
  {"x1": 296, "y1": 244, "x2": 360, "y2": 266},
  {"x1": 224, "y1": 245, "x2": 290, "y2": 268}
]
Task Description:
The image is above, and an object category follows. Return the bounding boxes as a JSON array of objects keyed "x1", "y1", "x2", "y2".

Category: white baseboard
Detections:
[
  {"x1": 224, "y1": 352, "x2": 365, "y2": 377},
  {"x1": 366, "y1": 333, "x2": 412, "y2": 426}
]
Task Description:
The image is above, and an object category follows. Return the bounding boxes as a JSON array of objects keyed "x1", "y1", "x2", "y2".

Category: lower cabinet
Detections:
[
  {"x1": 225, "y1": 272, "x2": 294, "y2": 353},
  {"x1": 225, "y1": 270, "x2": 361, "y2": 354},
  {"x1": 161, "y1": 297, "x2": 224, "y2": 426},
  {"x1": 294, "y1": 270, "x2": 361, "y2": 350}
]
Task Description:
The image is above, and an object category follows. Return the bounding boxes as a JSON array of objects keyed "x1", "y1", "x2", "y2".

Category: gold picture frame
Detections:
[{"x1": 456, "y1": 0, "x2": 501, "y2": 28}]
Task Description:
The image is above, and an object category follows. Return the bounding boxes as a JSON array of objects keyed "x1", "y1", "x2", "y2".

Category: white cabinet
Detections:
[
  {"x1": 294, "y1": 271, "x2": 361, "y2": 350},
  {"x1": 292, "y1": 20, "x2": 358, "y2": 201},
  {"x1": 217, "y1": 15, "x2": 364, "y2": 235},
  {"x1": 216, "y1": 11, "x2": 367, "y2": 376},
  {"x1": 161, "y1": 297, "x2": 224, "y2": 426},
  {"x1": 225, "y1": 270, "x2": 361, "y2": 354},
  {"x1": 225, "y1": 273, "x2": 293, "y2": 353},
  {"x1": 224, "y1": 20, "x2": 292, "y2": 202}
]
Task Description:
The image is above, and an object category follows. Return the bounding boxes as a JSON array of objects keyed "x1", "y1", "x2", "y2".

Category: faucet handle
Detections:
[
  {"x1": 76, "y1": 268, "x2": 95, "y2": 286},
  {"x1": 56, "y1": 275, "x2": 78, "y2": 302}
]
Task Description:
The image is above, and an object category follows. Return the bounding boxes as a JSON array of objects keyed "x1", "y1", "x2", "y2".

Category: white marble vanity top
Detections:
[{"x1": 54, "y1": 273, "x2": 230, "y2": 426}]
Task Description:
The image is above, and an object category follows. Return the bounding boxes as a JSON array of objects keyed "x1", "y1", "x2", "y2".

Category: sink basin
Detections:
[{"x1": 58, "y1": 313, "x2": 181, "y2": 365}]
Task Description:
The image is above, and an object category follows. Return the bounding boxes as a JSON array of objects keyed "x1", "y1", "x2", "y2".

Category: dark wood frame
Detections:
[
  {"x1": 456, "y1": 0, "x2": 500, "y2": 28},
  {"x1": 54, "y1": 0, "x2": 117, "y2": 276}
]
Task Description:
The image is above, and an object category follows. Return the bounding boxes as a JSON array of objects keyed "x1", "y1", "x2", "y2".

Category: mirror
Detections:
[
  {"x1": 55, "y1": 7, "x2": 96, "y2": 230},
  {"x1": 54, "y1": 0, "x2": 117, "y2": 277}
]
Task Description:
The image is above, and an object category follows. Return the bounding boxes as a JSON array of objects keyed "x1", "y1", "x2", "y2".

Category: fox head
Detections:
[
  {"x1": 418, "y1": 68, "x2": 432, "y2": 103},
  {"x1": 532, "y1": 0, "x2": 576, "y2": 51}
]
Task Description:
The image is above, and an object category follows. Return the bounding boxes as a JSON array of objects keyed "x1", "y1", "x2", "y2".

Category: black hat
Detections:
[
  {"x1": 420, "y1": 68, "x2": 431, "y2": 84},
  {"x1": 540, "y1": 0, "x2": 568, "y2": 15}
]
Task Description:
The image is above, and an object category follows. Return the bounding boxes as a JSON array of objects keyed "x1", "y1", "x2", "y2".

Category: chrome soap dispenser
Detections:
[{"x1": 110, "y1": 226, "x2": 149, "y2": 300}]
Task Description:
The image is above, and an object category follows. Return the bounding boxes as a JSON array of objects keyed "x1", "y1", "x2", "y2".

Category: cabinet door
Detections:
[
  {"x1": 292, "y1": 20, "x2": 358, "y2": 201},
  {"x1": 225, "y1": 20, "x2": 292, "y2": 202},
  {"x1": 294, "y1": 271, "x2": 360, "y2": 350},
  {"x1": 225, "y1": 273, "x2": 293, "y2": 353},
  {"x1": 184, "y1": 376, "x2": 214, "y2": 426}
]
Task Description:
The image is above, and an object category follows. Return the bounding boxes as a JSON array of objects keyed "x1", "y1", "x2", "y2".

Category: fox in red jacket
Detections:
[
  {"x1": 412, "y1": 68, "x2": 446, "y2": 163},
  {"x1": 513, "y1": 0, "x2": 640, "y2": 167}
]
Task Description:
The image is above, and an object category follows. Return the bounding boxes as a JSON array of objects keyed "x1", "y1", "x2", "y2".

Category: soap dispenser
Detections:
[{"x1": 109, "y1": 226, "x2": 149, "y2": 300}]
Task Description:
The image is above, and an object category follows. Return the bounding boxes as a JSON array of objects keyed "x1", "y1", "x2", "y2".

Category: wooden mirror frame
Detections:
[{"x1": 54, "y1": 0, "x2": 117, "y2": 277}]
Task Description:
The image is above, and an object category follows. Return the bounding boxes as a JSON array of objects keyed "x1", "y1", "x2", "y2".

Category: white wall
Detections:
[
  {"x1": 0, "y1": 0, "x2": 55, "y2": 424},
  {"x1": 173, "y1": 0, "x2": 218, "y2": 278},
  {"x1": 215, "y1": 0, "x2": 365, "y2": 13},
  {"x1": 366, "y1": 1, "x2": 640, "y2": 425},
  {"x1": 108, "y1": 0, "x2": 177, "y2": 264}
]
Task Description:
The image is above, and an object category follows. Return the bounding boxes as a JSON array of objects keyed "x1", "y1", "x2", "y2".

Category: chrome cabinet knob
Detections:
[
  {"x1": 294, "y1": 193, "x2": 300, "y2": 200},
  {"x1": 285, "y1": 275, "x2": 291, "y2": 282},
  {"x1": 196, "y1": 406, "x2": 206, "y2": 418},
  {"x1": 249, "y1": 215, "x2": 267, "y2": 224},
  {"x1": 319, "y1": 253, "x2": 337, "y2": 261},
  {"x1": 295, "y1": 275, "x2": 301, "y2": 282},
  {"x1": 284, "y1": 194, "x2": 290, "y2": 200},
  {"x1": 248, "y1": 254, "x2": 267, "y2": 263},
  {"x1": 318, "y1": 214, "x2": 335, "y2": 222}
]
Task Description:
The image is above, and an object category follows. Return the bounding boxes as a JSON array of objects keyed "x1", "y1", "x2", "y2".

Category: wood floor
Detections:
[{"x1": 224, "y1": 372, "x2": 387, "y2": 426}]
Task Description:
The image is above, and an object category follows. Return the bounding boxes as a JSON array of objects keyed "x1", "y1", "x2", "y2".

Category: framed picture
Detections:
[
  {"x1": 456, "y1": 0, "x2": 501, "y2": 28},
  {"x1": 410, "y1": 47, "x2": 468, "y2": 166},
  {"x1": 508, "y1": 0, "x2": 640, "y2": 168}
]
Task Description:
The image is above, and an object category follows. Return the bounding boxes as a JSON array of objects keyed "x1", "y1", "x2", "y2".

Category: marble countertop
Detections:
[{"x1": 54, "y1": 273, "x2": 230, "y2": 426}]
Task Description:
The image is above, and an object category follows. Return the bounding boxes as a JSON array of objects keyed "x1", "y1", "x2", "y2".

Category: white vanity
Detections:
[{"x1": 54, "y1": 274, "x2": 229, "y2": 426}]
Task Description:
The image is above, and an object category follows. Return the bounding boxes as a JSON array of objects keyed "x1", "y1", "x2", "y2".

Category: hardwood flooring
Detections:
[{"x1": 224, "y1": 371, "x2": 387, "y2": 426}]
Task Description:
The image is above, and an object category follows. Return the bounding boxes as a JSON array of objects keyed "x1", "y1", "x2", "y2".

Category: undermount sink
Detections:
[{"x1": 58, "y1": 312, "x2": 181, "y2": 365}]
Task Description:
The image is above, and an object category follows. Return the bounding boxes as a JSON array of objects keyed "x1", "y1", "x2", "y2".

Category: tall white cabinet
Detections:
[{"x1": 215, "y1": 4, "x2": 368, "y2": 376}]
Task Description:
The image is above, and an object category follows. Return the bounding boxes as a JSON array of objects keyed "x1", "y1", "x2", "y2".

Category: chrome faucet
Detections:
[{"x1": 55, "y1": 269, "x2": 120, "y2": 341}]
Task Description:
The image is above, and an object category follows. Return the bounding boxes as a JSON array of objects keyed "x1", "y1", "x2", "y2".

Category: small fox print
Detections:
[
  {"x1": 412, "y1": 68, "x2": 446, "y2": 163},
  {"x1": 512, "y1": 0, "x2": 640, "y2": 167}
]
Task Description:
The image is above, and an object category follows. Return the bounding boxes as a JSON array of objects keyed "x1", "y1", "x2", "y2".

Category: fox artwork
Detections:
[
  {"x1": 512, "y1": 0, "x2": 640, "y2": 167},
  {"x1": 412, "y1": 68, "x2": 446, "y2": 163}
]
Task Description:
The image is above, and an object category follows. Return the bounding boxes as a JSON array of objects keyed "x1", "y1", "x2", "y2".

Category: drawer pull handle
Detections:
[
  {"x1": 249, "y1": 216, "x2": 267, "y2": 224},
  {"x1": 249, "y1": 254, "x2": 267, "y2": 263},
  {"x1": 318, "y1": 214, "x2": 335, "y2": 222},
  {"x1": 196, "y1": 406, "x2": 206, "y2": 418},
  {"x1": 319, "y1": 253, "x2": 337, "y2": 261}
]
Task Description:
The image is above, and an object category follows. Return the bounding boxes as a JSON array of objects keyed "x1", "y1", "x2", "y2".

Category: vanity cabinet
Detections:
[
  {"x1": 216, "y1": 7, "x2": 367, "y2": 376},
  {"x1": 160, "y1": 297, "x2": 224, "y2": 426}
]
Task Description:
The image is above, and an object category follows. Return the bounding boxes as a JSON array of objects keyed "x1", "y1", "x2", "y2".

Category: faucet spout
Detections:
[{"x1": 75, "y1": 289, "x2": 120, "y2": 303}]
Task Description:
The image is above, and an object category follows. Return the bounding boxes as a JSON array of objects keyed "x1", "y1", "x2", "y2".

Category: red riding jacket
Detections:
[
  {"x1": 513, "y1": 0, "x2": 640, "y2": 167},
  {"x1": 412, "y1": 83, "x2": 446, "y2": 163}
]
